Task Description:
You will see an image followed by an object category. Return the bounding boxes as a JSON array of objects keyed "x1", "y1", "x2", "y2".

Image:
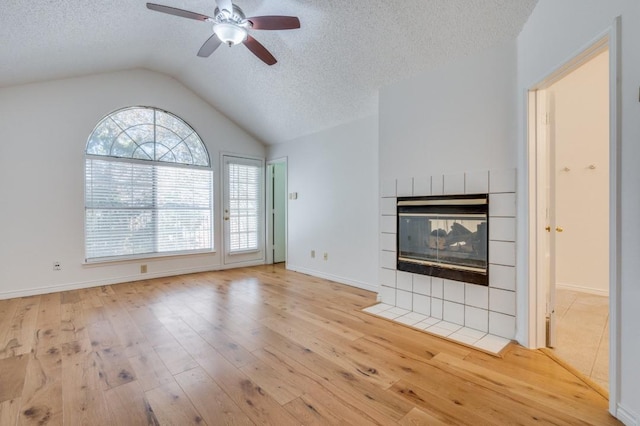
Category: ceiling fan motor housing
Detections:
[
  {"x1": 214, "y1": 5, "x2": 248, "y2": 26},
  {"x1": 213, "y1": 4, "x2": 250, "y2": 46}
]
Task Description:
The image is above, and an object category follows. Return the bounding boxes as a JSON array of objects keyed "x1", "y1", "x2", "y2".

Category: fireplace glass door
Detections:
[
  {"x1": 398, "y1": 214, "x2": 487, "y2": 271},
  {"x1": 397, "y1": 195, "x2": 489, "y2": 285}
]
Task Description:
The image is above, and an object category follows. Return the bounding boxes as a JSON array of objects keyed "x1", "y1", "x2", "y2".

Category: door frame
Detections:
[
  {"x1": 266, "y1": 157, "x2": 288, "y2": 265},
  {"x1": 526, "y1": 17, "x2": 620, "y2": 413},
  {"x1": 220, "y1": 152, "x2": 266, "y2": 267}
]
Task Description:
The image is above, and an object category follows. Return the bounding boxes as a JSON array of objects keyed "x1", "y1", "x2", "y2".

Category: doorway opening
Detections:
[
  {"x1": 266, "y1": 158, "x2": 287, "y2": 265},
  {"x1": 528, "y1": 38, "x2": 613, "y2": 394}
]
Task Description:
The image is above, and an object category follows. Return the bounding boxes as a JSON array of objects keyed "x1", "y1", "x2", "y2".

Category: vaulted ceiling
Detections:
[{"x1": 0, "y1": 0, "x2": 537, "y2": 144}]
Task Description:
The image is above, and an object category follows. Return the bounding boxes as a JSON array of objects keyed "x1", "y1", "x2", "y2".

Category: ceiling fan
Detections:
[{"x1": 146, "y1": 0, "x2": 300, "y2": 65}]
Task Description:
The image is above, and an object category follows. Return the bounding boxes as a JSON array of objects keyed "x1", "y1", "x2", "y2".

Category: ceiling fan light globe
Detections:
[{"x1": 213, "y1": 22, "x2": 247, "y2": 46}]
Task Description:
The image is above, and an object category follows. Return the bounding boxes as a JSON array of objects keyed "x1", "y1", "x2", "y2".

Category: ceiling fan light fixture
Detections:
[{"x1": 213, "y1": 22, "x2": 247, "y2": 46}]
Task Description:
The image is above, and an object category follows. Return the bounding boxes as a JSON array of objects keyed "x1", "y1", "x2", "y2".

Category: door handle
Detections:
[
  {"x1": 224, "y1": 217, "x2": 229, "y2": 221},
  {"x1": 556, "y1": 226, "x2": 563, "y2": 233},
  {"x1": 545, "y1": 226, "x2": 551, "y2": 232}
]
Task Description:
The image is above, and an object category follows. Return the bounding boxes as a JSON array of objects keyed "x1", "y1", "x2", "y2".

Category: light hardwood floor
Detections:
[{"x1": 0, "y1": 265, "x2": 619, "y2": 425}]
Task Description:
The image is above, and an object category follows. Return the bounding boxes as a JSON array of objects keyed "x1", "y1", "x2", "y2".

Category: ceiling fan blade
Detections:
[
  {"x1": 197, "y1": 34, "x2": 222, "y2": 57},
  {"x1": 247, "y1": 16, "x2": 300, "y2": 30},
  {"x1": 215, "y1": 0, "x2": 234, "y2": 14},
  {"x1": 146, "y1": 3, "x2": 211, "y2": 21},
  {"x1": 243, "y1": 35, "x2": 277, "y2": 65}
]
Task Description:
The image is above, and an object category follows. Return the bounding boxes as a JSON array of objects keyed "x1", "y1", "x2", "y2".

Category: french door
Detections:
[{"x1": 222, "y1": 155, "x2": 265, "y2": 265}]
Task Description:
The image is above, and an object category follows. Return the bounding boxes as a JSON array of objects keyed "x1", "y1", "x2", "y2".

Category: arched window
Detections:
[{"x1": 85, "y1": 106, "x2": 213, "y2": 261}]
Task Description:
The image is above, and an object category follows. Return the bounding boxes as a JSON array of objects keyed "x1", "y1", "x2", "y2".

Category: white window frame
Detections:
[{"x1": 84, "y1": 106, "x2": 214, "y2": 263}]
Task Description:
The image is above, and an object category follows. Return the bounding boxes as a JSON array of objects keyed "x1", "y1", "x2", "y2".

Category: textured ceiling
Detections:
[{"x1": 0, "y1": 0, "x2": 537, "y2": 144}]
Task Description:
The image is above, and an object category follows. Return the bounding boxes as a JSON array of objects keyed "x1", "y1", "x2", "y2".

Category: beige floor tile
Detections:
[{"x1": 551, "y1": 289, "x2": 609, "y2": 389}]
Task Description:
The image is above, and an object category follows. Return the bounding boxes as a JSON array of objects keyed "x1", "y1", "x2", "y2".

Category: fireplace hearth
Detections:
[{"x1": 397, "y1": 194, "x2": 489, "y2": 285}]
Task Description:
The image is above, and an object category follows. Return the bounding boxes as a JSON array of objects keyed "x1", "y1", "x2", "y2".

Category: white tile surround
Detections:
[
  {"x1": 362, "y1": 303, "x2": 511, "y2": 354},
  {"x1": 379, "y1": 169, "x2": 517, "y2": 341}
]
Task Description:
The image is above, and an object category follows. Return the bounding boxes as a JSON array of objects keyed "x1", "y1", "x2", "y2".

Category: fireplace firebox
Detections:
[{"x1": 397, "y1": 194, "x2": 489, "y2": 285}]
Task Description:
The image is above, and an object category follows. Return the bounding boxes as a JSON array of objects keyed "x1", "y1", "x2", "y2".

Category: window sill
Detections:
[
  {"x1": 83, "y1": 249, "x2": 217, "y2": 266},
  {"x1": 228, "y1": 248, "x2": 261, "y2": 256}
]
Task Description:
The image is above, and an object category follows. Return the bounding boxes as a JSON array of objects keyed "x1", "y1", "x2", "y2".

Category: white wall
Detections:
[
  {"x1": 0, "y1": 69, "x2": 265, "y2": 298},
  {"x1": 550, "y1": 51, "x2": 609, "y2": 295},
  {"x1": 378, "y1": 42, "x2": 519, "y2": 338},
  {"x1": 517, "y1": 0, "x2": 640, "y2": 422},
  {"x1": 379, "y1": 41, "x2": 517, "y2": 181},
  {"x1": 267, "y1": 116, "x2": 379, "y2": 291}
]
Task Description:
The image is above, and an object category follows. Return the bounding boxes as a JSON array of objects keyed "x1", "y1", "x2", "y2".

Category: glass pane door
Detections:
[{"x1": 223, "y1": 155, "x2": 264, "y2": 265}]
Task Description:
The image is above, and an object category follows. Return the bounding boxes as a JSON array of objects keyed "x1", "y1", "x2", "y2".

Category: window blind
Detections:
[
  {"x1": 85, "y1": 158, "x2": 212, "y2": 261},
  {"x1": 227, "y1": 162, "x2": 261, "y2": 252}
]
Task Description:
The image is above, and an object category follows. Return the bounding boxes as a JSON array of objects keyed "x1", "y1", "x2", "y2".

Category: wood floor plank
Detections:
[
  {"x1": 85, "y1": 319, "x2": 119, "y2": 351},
  {"x1": 253, "y1": 346, "x2": 382, "y2": 425},
  {"x1": 175, "y1": 306, "x2": 258, "y2": 368},
  {"x1": 127, "y1": 349, "x2": 174, "y2": 392},
  {"x1": 398, "y1": 407, "x2": 449, "y2": 426},
  {"x1": 192, "y1": 344, "x2": 300, "y2": 425},
  {"x1": 283, "y1": 395, "x2": 346, "y2": 426},
  {"x1": 239, "y1": 359, "x2": 301, "y2": 405},
  {"x1": 261, "y1": 336, "x2": 413, "y2": 423},
  {"x1": 390, "y1": 379, "x2": 490, "y2": 426},
  {"x1": 0, "y1": 398, "x2": 21, "y2": 426},
  {"x1": 127, "y1": 308, "x2": 176, "y2": 348},
  {"x1": 0, "y1": 298, "x2": 21, "y2": 357},
  {"x1": 430, "y1": 352, "x2": 617, "y2": 425},
  {"x1": 100, "y1": 297, "x2": 150, "y2": 359},
  {"x1": 79, "y1": 288, "x2": 103, "y2": 310},
  {"x1": 95, "y1": 286, "x2": 115, "y2": 298},
  {"x1": 2, "y1": 297, "x2": 40, "y2": 359},
  {"x1": 59, "y1": 302, "x2": 87, "y2": 344},
  {"x1": 1, "y1": 264, "x2": 616, "y2": 425},
  {"x1": 174, "y1": 367, "x2": 253, "y2": 426},
  {"x1": 466, "y1": 344, "x2": 599, "y2": 398},
  {"x1": 104, "y1": 380, "x2": 159, "y2": 426},
  {"x1": 93, "y1": 345, "x2": 137, "y2": 391},
  {"x1": 152, "y1": 338, "x2": 199, "y2": 376},
  {"x1": 0, "y1": 355, "x2": 29, "y2": 402},
  {"x1": 19, "y1": 355, "x2": 62, "y2": 425},
  {"x1": 60, "y1": 290, "x2": 81, "y2": 305},
  {"x1": 145, "y1": 381, "x2": 206, "y2": 426},
  {"x1": 62, "y1": 339, "x2": 111, "y2": 425},
  {"x1": 285, "y1": 305, "x2": 365, "y2": 341},
  {"x1": 18, "y1": 292, "x2": 62, "y2": 426},
  {"x1": 261, "y1": 314, "x2": 399, "y2": 389}
]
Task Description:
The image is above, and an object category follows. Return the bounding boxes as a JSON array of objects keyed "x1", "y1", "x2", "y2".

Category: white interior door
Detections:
[
  {"x1": 535, "y1": 89, "x2": 558, "y2": 348},
  {"x1": 546, "y1": 91, "x2": 559, "y2": 348},
  {"x1": 222, "y1": 155, "x2": 265, "y2": 265}
]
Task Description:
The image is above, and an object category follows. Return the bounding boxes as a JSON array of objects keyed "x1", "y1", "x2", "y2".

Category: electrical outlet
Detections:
[
  {"x1": 311, "y1": 250, "x2": 315, "y2": 258},
  {"x1": 53, "y1": 261, "x2": 61, "y2": 271},
  {"x1": 323, "y1": 252, "x2": 328, "y2": 261},
  {"x1": 140, "y1": 264, "x2": 148, "y2": 274}
]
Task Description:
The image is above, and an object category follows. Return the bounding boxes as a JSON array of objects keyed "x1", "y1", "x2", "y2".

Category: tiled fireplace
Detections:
[{"x1": 378, "y1": 169, "x2": 516, "y2": 340}]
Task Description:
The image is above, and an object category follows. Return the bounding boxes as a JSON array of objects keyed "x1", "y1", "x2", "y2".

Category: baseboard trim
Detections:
[
  {"x1": 616, "y1": 404, "x2": 639, "y2": 426},
  {"x1": 286, "y1": 265, "x2": 378, "y2": 293},
  {"x1": 0, "y1": 262, "x2": 269, "y2": 300},
  {"x1": 556, "y1": 282, "x2": 609, "y2": 297}
]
